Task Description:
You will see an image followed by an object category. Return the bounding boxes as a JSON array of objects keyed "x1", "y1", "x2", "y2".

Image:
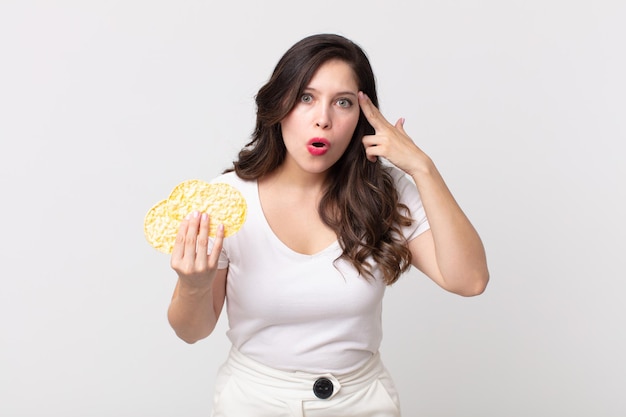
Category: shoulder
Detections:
[
  {"x1": 210, "y1": 171, "x2": 248, "y2": 186},
  {"x1": 382, "y1": 165, "x2": 430, "y2": 238},
  {"x1": 383, "y1": 164, "x2": 416, "y2": 190},
  {"x1": 382, "y1": 164, "x2": 425, "y2": 210},
  {"x1": 209, "y1": 171, "x2": 256, "y2": 196}
]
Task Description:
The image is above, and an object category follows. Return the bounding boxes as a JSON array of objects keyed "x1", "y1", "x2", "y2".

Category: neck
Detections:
[{"x1": 261, "y1": 162, "x2": 328, "y2": 194}]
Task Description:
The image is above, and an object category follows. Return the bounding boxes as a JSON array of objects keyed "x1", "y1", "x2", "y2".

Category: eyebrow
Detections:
[{"x1": 304, "y1": 87, "x2": 358, "y2": 97}]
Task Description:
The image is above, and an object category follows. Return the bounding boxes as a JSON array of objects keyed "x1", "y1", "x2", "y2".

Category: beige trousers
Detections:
[{"x1": 210, "y1": 347, "x2": 402, "y2": 417}]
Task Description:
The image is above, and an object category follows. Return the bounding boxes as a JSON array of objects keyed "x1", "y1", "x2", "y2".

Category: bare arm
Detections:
[
  {"x1": 359, "y1": 92, "x2": 489, "y2": 296},
  {"x1": 167, "y1": 211, "x2": 227, "y2": 343},
  {"x1": 406, "y1": 159, "x2": 489, "y2": 296},
  {"x1": 168, "y1": 268, "x2": 227, "y2": 343}
]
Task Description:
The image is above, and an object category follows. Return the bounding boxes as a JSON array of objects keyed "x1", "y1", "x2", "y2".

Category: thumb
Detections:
[{"x1": 395, "y1": 117, "x2": 406, "y2": 132}]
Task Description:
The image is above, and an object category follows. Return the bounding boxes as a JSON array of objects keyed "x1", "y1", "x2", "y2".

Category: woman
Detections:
[{"x1": 168, "y1": 33, "x2": 489, "y2": 416}]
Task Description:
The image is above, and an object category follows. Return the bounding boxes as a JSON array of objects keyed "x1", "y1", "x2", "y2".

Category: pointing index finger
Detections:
[{"x1": 358, "y1": 91, "x2": 391, "y2": 132}]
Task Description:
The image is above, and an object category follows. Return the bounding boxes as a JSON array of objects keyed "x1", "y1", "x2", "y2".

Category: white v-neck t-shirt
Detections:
[{"x1": 210, "y1": 166, "x2": 430, "y2": 374}]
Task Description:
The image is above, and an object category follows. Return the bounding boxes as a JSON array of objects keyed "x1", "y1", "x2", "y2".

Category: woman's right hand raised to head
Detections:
[{"x1": 170, "y1": 210, "x2": 225, "y2": 290}]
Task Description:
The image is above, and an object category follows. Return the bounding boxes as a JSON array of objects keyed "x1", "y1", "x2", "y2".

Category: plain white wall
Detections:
[{"x1": 1, "y1": 0, "x2": 624, "y2": 416}]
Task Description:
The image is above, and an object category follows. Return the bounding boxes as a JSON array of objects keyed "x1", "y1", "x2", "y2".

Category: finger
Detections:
[
  {"x1": 358, "y1": 92, "x2": 392, "y2": 132},
  {"x1": 362, "y1": 138, "x2": 381, "y2": 162},
  {"x1": 366, "y1": 152, "x2": 378, "y2": 163},
  {"x1": 393, "y1": 117, "x2": 406, "y2": 138},
  {"x1": 208, "y1": 223, "x2": 225, "y2": 267},
  {"x1": 171, "y1": 213, "x2": 191, "y2": 262},
  {"x1": 195, "y1": 212, "x2": 210, "y2": 269},
  {"x1": 183, "y1": 211, "x2": 201, "y2": 259},
  {"x1": 362, "y1": 133, "x2": 382, "y2": 162}
]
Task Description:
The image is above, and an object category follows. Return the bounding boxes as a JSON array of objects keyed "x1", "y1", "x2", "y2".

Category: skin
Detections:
[
  {"x1": 279, "y1": 59, "x2": 360, "y2": 178},
  {"x1": 359, "y1": 91, "x2": 489, "y2": 296},
  {"x1": 260, "y1": 59, "x2": 361, "y2": 255},
  {"x1": 168, "y1": 60, "x2": 489, "y2": 344}
]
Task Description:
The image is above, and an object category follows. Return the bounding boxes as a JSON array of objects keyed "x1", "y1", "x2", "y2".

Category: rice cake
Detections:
[
  {"x1": 144, "y1": 180, "x2": 247, "y2": 254},
  {"x1": 143, "y1": 199, "x2": 179, "y2": 254}
]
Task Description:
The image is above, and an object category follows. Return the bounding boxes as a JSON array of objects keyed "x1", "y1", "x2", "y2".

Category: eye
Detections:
[
  {"x1": 336, "y1": 98, "x2": 353, "y2": 108},
  {"x1": 300, "y1": 93, "x2": 313, "y2": 103}
]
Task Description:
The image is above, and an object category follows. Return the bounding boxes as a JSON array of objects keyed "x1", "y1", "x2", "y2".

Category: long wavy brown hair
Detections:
[{"x1": 225, "y1": 34, "x2": 413, "y2": 285}]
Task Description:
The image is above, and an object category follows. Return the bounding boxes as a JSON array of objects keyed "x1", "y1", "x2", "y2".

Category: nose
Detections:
[{"x1": 315, "y1": 106, "x2": 331, "y2": 129}]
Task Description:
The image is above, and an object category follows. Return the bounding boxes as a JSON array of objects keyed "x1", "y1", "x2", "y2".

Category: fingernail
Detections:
[
  {"x1": 193, "y1": 211, "x2": 199, "y2": 218},
  {"x1": 201, "y1": 212, "x2": 208, "y2": 220}
]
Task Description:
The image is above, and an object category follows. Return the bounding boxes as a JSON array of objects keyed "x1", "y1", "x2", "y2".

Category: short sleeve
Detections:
[{"x1": 387, "y1": 166, "x2": 430, "y2": 242}]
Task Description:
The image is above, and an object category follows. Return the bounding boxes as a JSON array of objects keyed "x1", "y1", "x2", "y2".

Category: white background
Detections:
[{"x1": 1, "y1": 1, "x2": 625, "y2": 416}]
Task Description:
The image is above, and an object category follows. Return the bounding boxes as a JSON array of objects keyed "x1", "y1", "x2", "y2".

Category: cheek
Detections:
[
  {"x1": 339, "y1": 116, "x2": 359, "y2": 140},
  {"x1": 280, "y1": 115, "x2": 302, "y2": 140}
]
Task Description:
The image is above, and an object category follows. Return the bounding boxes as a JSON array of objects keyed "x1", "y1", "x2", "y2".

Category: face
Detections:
[{"x1": 279, "y1": 59, "x2": 360, "y2": 177}]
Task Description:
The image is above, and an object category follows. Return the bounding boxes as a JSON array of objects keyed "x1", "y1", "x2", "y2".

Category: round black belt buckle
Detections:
[{"x1": 313, "y1": 377, "x2": 333, "y2": 399}]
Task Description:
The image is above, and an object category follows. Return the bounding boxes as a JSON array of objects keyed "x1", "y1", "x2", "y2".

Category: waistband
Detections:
[{"x1": 223, "y1": 347, "x2": 386, "y2": 401}]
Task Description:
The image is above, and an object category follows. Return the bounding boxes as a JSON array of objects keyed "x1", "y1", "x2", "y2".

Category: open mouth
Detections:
[{"x1": 307, "y1": 138, "x2": 330, "y2": 155}]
